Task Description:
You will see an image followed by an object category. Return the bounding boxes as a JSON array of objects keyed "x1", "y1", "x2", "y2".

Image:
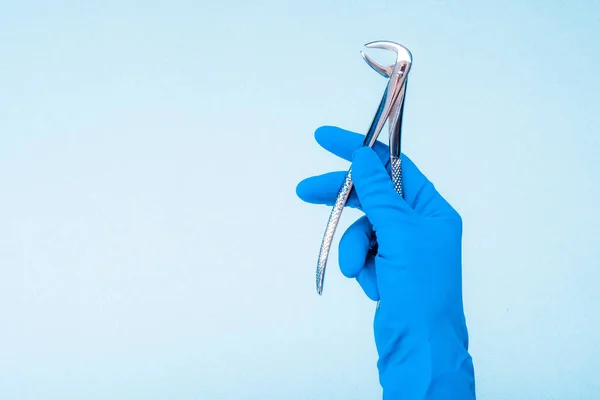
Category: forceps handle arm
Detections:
[
  {"x1": 315, "y1": 85, "x2": 394, "y2": 294},
  {"x1": 389, "y1": 80, "x2": 408, "y2": 197},
  {"x1": 315, "y1": 169, "x2": 353, "y2": 295}
]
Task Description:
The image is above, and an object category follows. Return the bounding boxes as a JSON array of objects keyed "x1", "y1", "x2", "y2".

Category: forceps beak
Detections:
[
  {"x1": 365, "y1": 40, "x2": 413, "y2": 63},
  {"x1": 361, "y1": 51, "x2": 393, "y2": 78},
  {"x1": 360, "y1": 41, "x2": 413, "y2": 78}
]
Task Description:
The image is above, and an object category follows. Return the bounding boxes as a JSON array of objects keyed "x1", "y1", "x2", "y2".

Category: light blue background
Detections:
[{"x1": 1, "y1": 1, "x2": 599, "y2": 399}]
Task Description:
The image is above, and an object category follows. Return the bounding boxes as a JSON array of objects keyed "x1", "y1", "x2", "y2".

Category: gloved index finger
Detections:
[
  {"x1": 315, "y1": 126, "x2": 390, "y2": 164},
  {"x1": 313, "y1": 125, "x2": 455, "y2": 218},
  {"x1": 351, "y1": 147, "x2": 414, "y2": 228}
]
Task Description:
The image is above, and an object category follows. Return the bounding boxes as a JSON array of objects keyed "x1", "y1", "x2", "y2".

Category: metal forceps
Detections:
[{"x1": 315, "y1": 41, "x2": 413, "y2": 295}]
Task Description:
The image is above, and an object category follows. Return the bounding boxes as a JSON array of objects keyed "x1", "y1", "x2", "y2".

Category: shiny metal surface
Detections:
[
  {"x1": 390, "y1": 156, "x2": 403, "y2": 196},
  {"x1": 362, "y1": 49, "x2": 409, "y2": 163},
  {"x1": 315, "y1": 41, "x2": 413, "y2": 295},
  {"x1": 315, "y1": 169, "x2": 353, "y2": 295}
]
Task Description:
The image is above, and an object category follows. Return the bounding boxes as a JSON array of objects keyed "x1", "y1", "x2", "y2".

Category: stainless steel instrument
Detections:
[{"x1": 316, "y1": 41, "x2": 413, "y2": 295}]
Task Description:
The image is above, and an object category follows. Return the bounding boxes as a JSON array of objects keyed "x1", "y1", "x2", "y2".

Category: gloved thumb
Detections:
[{"x1": 351, "y1": 147, "x2": 414, "y2": 229}]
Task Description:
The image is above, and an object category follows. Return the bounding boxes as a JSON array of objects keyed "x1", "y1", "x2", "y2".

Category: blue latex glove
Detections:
[{"x1": 297, "y1": 126, "x2": 476, "y2": 399}]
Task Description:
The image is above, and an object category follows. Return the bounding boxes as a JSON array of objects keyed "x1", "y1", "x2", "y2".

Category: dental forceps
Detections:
[{"x1": 315, "y1": 41, "x2": 413, "y2": 295}]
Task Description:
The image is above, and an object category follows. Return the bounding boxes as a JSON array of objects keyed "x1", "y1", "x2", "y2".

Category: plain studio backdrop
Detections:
[{"x1": 1, "y1": 1, "x2": 599, "y2": 399}]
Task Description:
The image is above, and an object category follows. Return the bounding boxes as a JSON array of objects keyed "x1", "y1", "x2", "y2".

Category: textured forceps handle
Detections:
[
  {"x1": 390, "y1": 155, "x2": 403, "y2": 196},
  {"x1": 315, "y1": 88, "x2": 388, "y2": 295},
  {"x1": 316, "y1": 168, "x2": 353, "y2": 295}
]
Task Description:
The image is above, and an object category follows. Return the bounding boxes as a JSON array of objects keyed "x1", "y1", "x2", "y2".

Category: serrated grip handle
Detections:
[
  {"x1": 316, "y1": 168, "x2": 354, "y2": 295},
  {"x1": 390, "y1": 155, "x2": 403, "y2": 196}
]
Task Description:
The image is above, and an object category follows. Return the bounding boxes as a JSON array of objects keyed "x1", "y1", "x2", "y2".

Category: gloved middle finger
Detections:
[{"x1": 296, "y1": 171, "x2": 361, "y2": 208}]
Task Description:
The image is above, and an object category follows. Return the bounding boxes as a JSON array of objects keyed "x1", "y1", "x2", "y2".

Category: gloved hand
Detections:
[{"x1": 296, "y1": 126, "x2": 476, "y2": 399}]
